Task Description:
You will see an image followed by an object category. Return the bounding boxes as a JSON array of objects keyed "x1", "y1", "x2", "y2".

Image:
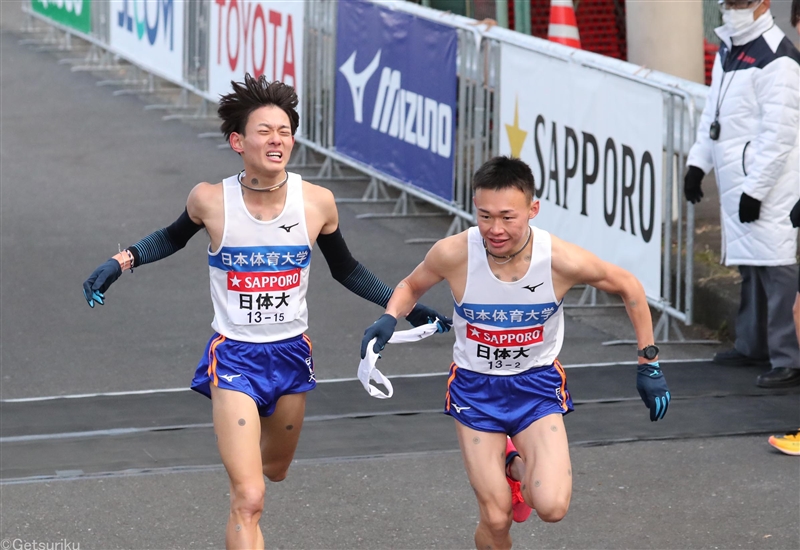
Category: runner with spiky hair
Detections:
[{"x1": 82, "y1": 73, "x2": 451, "y2": 549}]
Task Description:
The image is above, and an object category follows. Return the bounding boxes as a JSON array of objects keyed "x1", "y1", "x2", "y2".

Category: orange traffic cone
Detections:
[{"x1": 548, "y1": 0, "x2": 581, "y2": 49}]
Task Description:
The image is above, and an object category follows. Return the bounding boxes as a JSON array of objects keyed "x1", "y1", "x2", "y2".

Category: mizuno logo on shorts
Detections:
[
  {"x1": 219, "y1": 374, "x2": 242, "y2": 383},
  {"x1": 452, "y1": 404, "x2": 471, "y2": 413}
]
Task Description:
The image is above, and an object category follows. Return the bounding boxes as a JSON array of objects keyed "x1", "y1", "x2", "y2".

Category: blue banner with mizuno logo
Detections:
[{"x1": 335, "y1": 0, "x2": 457, "y2": 201}]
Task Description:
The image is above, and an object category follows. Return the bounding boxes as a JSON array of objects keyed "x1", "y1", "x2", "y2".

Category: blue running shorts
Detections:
[
  {"x1": 191, "y1": 332, "x2": 316, "y2": 417},
  {"x1": 444, "y1": 360, "x2": 573, "y2": 436}
]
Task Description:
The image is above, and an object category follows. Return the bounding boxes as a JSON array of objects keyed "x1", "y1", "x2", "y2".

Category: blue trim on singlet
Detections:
[
  {"x1": 209, "y1": 245, "x2": 312, "y2": 272},
  {"x1": 453, "y1": 301, "x2": 561, "y2": 328}
]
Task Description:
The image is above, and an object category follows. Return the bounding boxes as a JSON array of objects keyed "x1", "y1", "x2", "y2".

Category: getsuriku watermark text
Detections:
[{"x1": 1, "y1": 539, "x2": 80, "y2": 550}]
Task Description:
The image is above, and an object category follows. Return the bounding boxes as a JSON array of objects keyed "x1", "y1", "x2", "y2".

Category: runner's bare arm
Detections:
[
  {"x1": 82, "y1": 182, "x2": 213, "y2": 308},
  {"x1": 359, "y1": 236, "x2": 459, "y2": 358},
  {"x1": 551, "y1": 236, "x2": 656, "y2": 360},
  {"x1": 302, "y1": 182, "x2": 339, "y2": 240},
  {"x1": 385, "y1": 235, "x2": 465, "y2": 319},
  {"x1": 186, "y1": 182, "x2": 217, "y2": 226}
]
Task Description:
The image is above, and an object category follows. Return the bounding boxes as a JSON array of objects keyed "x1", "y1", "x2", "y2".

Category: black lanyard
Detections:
[{"x1": 710, "y1": 39, "x2": 758, "y2": 141}]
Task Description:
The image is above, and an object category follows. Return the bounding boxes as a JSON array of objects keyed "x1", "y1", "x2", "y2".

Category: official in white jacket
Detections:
[{"x1": 685, "y1": 0, "x2": 800, "y2": 387}]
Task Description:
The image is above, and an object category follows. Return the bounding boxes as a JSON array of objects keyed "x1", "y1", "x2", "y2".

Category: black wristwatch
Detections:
[{"x1": 637, "y1": 344, "x2": 659, "y2": 361}]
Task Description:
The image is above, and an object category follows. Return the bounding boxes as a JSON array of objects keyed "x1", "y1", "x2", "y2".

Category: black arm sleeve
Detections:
[
  {"x1": 316, "y1": 227, "x2": 393, "y2": 308},
  {"x1": 127, "y1": 208, "x2": 204, "y2": 266}
]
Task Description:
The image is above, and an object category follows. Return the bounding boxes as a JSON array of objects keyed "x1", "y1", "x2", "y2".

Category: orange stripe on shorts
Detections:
[
  {"x1": 206, "y1": 334, "x2": 224, "y2": 376},
  {"x1": 444, "y1": 362, "x2": 458, "y2": 412},
  {"x1": 302, "y1": 334, "x2": 313, "y2": 354},
  {"x1": 553, "y1": 358, "x2": 569, "y2": 411},
  {"x1": 208, "y1": 334, "x2": 226, "y2": 387}
]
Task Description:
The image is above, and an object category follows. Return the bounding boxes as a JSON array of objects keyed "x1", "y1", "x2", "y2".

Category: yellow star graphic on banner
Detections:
[{"x1": 504, "y1": 97, "x2": 527, "y2": 158}]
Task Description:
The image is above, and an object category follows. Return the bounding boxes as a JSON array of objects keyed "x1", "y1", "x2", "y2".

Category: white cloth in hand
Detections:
[{"x1": 357, "y1": 321, "x2": 440, "y2": 398}]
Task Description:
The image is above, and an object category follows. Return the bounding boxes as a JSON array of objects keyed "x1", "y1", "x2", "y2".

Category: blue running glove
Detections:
[
  {"x1": 636, "y1": 362, "x2": 671, "y2": 421},
  {"x1": 361, "y1": 314, "x2": 397, "y2": 359},
  {"x1": 405, "y1": 303, "x2": 453, "y2": 333},
  {"x1": 82, "y1": 259, "x2": 122, "y2": 308}
]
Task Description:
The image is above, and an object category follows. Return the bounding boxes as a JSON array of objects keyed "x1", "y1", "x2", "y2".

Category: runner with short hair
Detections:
[
  {"x1": 361, "y1": 155, "x2": 670, "y2": 549},
  {"x1": 83, "y1": 74, "x2": 451, "y2": 550}
]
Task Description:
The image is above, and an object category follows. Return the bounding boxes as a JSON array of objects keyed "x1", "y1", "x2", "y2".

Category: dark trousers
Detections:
[{"x1": 734, "y1": 265, "x2": 800, "y2": 369}]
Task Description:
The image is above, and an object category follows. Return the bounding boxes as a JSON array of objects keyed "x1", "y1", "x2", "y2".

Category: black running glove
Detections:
[
  {"x1": 405, "y1": 304, "x2": 453, "y2": 333},
  {"x1": 361, "y1": 314, "x2": 397, "y2": 359},
  {"x1": 683, "y1": 166, "x2": 705, "y2": 204},
  {"x1": 790, "y1": 199, "x2": 800, "y2": 228},
  {"x1": 82, "y1": 259, "x2": 122, "y2": 308},
  {"x1": 636, "y1": 362, "x2": 671, "y2": 422}
]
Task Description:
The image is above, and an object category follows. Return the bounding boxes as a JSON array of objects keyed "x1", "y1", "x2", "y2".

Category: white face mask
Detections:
[{"x1": 721, "y1": 1, "x2": 762, "y2": 33}]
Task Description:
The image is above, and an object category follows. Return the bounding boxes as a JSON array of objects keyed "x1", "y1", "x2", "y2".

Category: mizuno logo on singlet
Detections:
[
  {"x1": 219, "y1": 374, "x2": 242, "y2": 383},
  {"x1": 523, "y1": 283, "x2": 544, "y2": 293},
  {"x1": 279, "y1": 223, "x2": 299, "y2": 233}
]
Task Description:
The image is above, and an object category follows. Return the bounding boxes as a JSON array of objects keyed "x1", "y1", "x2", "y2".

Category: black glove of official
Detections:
[
  {"x1": 361, "y1": 314, "x2": 397, "y2": 359},
  {"x1": 790, "y1": 198, "x2": 800, "y2": 228},
  {"x1": 683, "y1": 166, "x2": 705, "y2": 204},
  {"x1": 405, "y1": 303, "x2": 453, "y2": 333},
  {"x1": 636, "y1": 362, "x2": 670, "y2": 422},
  {"x1": 738, "y1": 192, "x2": 761, "y2": 223},
  {"x1": 82, "y1": 259, "x2": 123, "y2": 308}
]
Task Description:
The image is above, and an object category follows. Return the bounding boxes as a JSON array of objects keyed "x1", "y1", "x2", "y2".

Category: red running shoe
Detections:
[{"x1": 505, "y1": 437, "x2": 533, "y2": 523}]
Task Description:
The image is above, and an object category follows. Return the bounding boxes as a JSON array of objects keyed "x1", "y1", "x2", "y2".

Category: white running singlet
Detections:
[
  {"x1": 451, "y1": 225, "x2": 564, "y2": 375},
  {"x1": 208, "y1": 172, "x2": 311, "y2": 343}
]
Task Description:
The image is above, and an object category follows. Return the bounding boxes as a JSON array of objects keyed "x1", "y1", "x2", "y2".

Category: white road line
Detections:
[
  {"x1": 0, "y1": 449, "x2": 469, "y2": 485},
  {"x1": 0, "y1": 410, "x2": 448, "y2": 444},
  {"x1": 562, "y1": 358, "x2": 711, "y2": 369},
  {"x1": 0, "y1": 464, "x2": 227, "y2": 485},
  {"x1": 0, "y1": 358, "x2": 712, "y2": 403},
  {"x1": 316, "y1": 371, "x2": 449, "y2": 384},
  {"x1": 0, "y1": 423, "x2": 214, "y2": 444},
  {"x1": 1, "y1": 387, "x2": 192, "y2": 403}
]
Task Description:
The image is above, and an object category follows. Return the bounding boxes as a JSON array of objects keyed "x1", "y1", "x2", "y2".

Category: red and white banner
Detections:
[{"x1": 208, "y1": 0, "x2": 303, "y2": 114}]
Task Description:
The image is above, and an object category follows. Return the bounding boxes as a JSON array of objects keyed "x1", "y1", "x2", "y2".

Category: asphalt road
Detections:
[{"x1": 1, "y1": 4, "x2": 798, "y2": 550}]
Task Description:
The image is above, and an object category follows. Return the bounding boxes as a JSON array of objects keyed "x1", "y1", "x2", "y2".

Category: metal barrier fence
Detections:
[
  {"x1": 17, "y1": 0, "x2": 712, "y2": 343},
  {"x1": 481, "y1": 22, "x2": 703, "y2": 342}
]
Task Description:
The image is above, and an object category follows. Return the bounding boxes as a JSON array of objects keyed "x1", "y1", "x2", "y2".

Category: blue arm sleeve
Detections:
[
  {"x1": 316, "y1": 227, "x2": 393, "y2": 308},
  {"x1": 317, "y1": 226, "x2": 451, "y2": 330},
  {"x1": 340, "y1": 263, "x2": 393, "y2": 308},
  {"x1": 127, "y1": 208, "x2": 204, "y2": 266}
]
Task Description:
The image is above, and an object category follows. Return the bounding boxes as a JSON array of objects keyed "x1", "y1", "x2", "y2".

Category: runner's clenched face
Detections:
[{"x1": 230, "y1": 105, "x2": 295, "y2": 181}]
